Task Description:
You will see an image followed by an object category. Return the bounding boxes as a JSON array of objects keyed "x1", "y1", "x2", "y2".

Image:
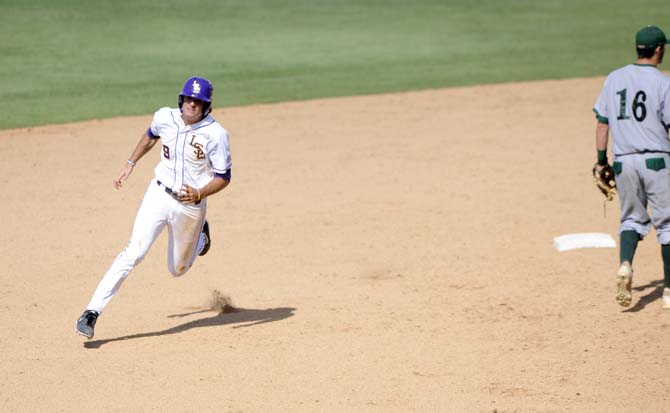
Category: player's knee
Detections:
[
  {"x1": 168, "y1": 263, "x2": 190, "y2": 277},
  {"x1": 659, "y1": 231, "x2": 670, "y2": 245}
]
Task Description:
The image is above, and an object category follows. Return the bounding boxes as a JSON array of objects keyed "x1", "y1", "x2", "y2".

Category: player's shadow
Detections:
[
  {"x1": 83, "y1": 306, "x2": 295, "y2": 349},
  {"x1": 623, "y1": 280, "x2": 664, "y2": 313}
]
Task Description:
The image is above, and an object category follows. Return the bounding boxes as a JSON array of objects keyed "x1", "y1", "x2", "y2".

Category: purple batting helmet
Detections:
[{"x1": 178, "y1": 76, "x2": 214, "y2": 116}]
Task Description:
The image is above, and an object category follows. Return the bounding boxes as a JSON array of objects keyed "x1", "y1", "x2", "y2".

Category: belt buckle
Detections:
[
  {"x1": 157, "y1": 180, "x2": 179, "y2": 200},
  {"x1": 167, "y1": 188, "x2": 179, "y2": 201},
  {"x1": 158, "y1": 180, "x2": 199, "y2": 204}
]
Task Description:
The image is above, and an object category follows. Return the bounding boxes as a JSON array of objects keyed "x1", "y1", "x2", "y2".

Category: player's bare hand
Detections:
[
  {"x1": 179, "y1": 184, "x2": 202, "y2": 204},
  {"x1": 113, "y1": 164, "x2": 134, "y2": 190}
]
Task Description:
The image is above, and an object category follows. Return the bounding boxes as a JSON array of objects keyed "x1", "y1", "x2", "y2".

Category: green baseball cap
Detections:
[{"x1": 636, "y1": 25, "x2": 669, "y2": 49}]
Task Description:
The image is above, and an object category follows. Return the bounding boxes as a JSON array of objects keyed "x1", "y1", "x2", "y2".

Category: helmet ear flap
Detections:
[{"x1": 178, "y1": 95, "x2": 184, "y2": 110}]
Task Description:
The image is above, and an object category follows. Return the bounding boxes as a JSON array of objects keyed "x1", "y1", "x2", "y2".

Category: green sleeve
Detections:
[{"x1": 593, "y1": 108, "x2": 608, "y2": 124}]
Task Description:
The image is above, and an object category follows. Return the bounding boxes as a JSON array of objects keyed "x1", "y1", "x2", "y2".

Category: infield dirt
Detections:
[{"x1": 1, "y1": 77, "x2": 669, "y2": 412}]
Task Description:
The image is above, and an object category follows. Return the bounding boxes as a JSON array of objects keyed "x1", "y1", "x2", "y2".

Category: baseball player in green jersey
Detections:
[{"x1": 593, "y1": 25, "x2": 670, "y2": 310}]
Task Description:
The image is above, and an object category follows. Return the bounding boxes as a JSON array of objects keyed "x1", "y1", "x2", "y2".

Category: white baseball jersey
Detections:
[
  {"x1": 593, "y1": 64, "x2": 670, "y2": 155},
  {"x1": 148, "y1": 107, "x2": 232, "y2": 191}
]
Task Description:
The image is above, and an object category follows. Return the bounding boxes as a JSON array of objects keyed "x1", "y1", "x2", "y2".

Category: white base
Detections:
[{"x1": 553, "y1": 232, "x2": 616, "y2": 252}]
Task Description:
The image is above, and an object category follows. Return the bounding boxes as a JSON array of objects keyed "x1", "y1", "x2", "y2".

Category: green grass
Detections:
[{"x1": 0, "y1": 0, "x2": 666, "y2": 129}]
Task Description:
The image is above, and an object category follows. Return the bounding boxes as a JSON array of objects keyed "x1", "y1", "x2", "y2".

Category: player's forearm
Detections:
[
  {"x1": 595, "y1": 121, "x2": 610, "y2": 166},
  {"x1": 200, "y1": 177, "x2": 229, "y2": 198},
  {"x1": 595, "y1": 122, "x2": 609, "y2": 151},
  {"x1": 128, "y1": 133, "x2": 158, "y2": 165}
]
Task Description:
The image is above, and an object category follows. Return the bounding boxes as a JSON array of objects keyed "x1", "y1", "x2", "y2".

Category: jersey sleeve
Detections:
[
  {"x1": 207, "y1": 128, "x2": 232, "y2": 179},
  {"x1": 146, "y1": 127, "x2": 159, "y2": 139},
  {"x1": 593, "y1": 77, "x2": 610, "y2": 124},
  {"x1": 148, "y1": 107, "x2": 171, "y2": 138}
]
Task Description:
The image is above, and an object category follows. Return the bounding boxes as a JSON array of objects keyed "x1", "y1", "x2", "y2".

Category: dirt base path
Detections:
[{"x1": 1, "y1": 77, "x2": 668, "y2": 412}]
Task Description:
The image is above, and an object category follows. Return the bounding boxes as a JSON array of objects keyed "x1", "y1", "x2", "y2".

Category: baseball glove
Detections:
[{"x1": 592, "y1": 163, "x2": 617, "y2": 201}]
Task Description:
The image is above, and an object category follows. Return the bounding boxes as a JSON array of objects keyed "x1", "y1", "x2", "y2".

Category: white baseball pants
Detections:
[{"x1": 86, "y1": 179, "x2": 207, "y2": 313}]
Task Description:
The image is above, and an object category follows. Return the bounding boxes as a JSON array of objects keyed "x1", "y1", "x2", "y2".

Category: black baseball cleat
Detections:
[
  {"x1": 76, "y1": 310, "x2": 99, "y2": 339},
  {"x1": 199, "y1": 220, "x2": 211, "y2": 256}
]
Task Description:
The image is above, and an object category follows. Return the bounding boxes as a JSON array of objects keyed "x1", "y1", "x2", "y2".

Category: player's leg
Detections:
[
  {"x1": 644, "y1": 154, "x2": 670, "y2": 242},
  {"x1": 620, "y1": 230, "x2": 641, "y2": 265},
  {"x1": 641, "y1": 153, "x2": 670, "y2": 308},
  {"x1": 662, "y1": 245, "x2": 670, "y2": 309},
  {"x1": 77, "y1": 182, "x2": 169, "y2": 338},
  {"x1": 85, "y1": 181, "x2": 169, "y2": 314},
  {"x1": 614, "y1": 155, "x2": 649, "y2": 307},
  {"x1": 166, "y1": 203, "x2": 206, "y2": 277},
  {"x1": 616, "y1": 156, "x2": 651, "y2": 238},
  {"x1": 198, "y1": 220, "x2": 211, "y2": 256},
  {"x1": 615, "y1": 230, "x2": 639, "y2": 308}
]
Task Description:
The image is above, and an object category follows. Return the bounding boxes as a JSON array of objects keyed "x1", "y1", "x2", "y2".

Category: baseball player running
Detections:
[
  {"x1": 593, "y1": 26, "x2": 670, "y2": 310},
  {"x1": 76, "y1": 76, "x2": 232, "y2": 338}
]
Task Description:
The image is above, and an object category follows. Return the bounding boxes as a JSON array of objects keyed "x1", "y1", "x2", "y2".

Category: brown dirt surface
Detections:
[{"x1": 2, "y1": 77, "x2": 669, "y2": 412}]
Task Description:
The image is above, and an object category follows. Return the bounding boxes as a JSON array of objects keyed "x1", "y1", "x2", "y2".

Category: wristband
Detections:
[
  {"x1": 127, "y1": 159, "x2": 136, "y2": 167},
  {"x1": 196, "y1": 188, "x2": 202, "y2": 201},
  {"x1": 597, "y1": 150, "x2": 608, "y2": 166}
]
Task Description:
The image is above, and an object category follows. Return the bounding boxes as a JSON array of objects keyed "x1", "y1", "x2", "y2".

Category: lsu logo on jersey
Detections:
[{"x1": 189, "y1": 135, "x2": 205, "y2": 160}]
